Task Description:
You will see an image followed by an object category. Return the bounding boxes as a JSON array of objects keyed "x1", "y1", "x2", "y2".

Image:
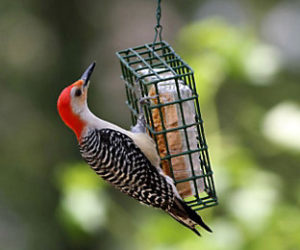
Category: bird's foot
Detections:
[
  {"x1": 131, "y1": 113, "x2": 147, "y2": 133},
  {"x1": 139, "y1": 95, "x2": 158, "y2": 105}
]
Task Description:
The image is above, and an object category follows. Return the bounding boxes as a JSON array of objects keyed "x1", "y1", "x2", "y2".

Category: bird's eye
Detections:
[{"x1": 75, "y1": 89, "x2": 82, "y2": 97}]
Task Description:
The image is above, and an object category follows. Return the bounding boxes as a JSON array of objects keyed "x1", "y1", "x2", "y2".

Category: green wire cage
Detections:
[{"x1": 116, "y1": 41, "x2": 217, "y2": 211}]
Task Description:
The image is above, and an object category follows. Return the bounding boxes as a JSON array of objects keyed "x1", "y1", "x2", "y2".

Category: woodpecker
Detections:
[{"x1": 57, "y1": 62, "x2": 212, "y2": 236}]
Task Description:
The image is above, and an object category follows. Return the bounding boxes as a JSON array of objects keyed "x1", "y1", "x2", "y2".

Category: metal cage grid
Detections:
[{"x1": 116, "y1": 41, "x2": 217, "y2": 211}]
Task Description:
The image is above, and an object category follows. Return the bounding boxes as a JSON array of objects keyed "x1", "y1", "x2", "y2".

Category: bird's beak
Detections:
[{"x1": 81, "y1": 62, "x2": 96, "y2": 88}]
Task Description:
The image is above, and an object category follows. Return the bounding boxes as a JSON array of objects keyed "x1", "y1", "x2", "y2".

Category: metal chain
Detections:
[{"x1": 153, "y1": 0, "x2": 163, "y2": 44}]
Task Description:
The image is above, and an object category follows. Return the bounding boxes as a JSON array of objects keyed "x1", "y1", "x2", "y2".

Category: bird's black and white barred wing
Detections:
[{"x1": 79, "y1": 128, "x2": 175, "y2": 210}]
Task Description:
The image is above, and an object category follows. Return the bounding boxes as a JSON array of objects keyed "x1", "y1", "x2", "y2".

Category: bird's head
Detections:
[{"x1": 57, "y1": 62, "x2": 96, "y2": 140}]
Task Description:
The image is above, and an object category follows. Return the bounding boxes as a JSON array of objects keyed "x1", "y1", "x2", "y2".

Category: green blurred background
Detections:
[{"x1": 1, "y1": 0, "x2": 300, "y2": 249}]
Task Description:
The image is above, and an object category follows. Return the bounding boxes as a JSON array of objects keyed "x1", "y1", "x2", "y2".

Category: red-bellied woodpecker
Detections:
[{"x1": 57, "y1": 62, "x2": 212, "y2": 236}]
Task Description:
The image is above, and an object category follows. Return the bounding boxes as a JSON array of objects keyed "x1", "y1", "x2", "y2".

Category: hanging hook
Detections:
[{"x1": 153, "y1": 0, "x2": 163, "y2": 45}]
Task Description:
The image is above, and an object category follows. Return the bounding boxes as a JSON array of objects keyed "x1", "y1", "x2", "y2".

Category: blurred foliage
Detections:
[{"x1": 0, "y1": 0, "x2": 299, "y2": 250}]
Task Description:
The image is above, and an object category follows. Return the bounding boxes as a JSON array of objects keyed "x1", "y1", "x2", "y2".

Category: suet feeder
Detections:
[{"x1": 116, "y1": 0, "x2": 217, "y2": 211}]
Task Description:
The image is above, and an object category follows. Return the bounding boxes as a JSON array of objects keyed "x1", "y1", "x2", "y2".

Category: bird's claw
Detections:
[
  {"x1": 131, "y1": 113, "x2": 147, "y2": 133},
  {"x1": 139, "y1": 95, "x2": 158, "y2": 105}
]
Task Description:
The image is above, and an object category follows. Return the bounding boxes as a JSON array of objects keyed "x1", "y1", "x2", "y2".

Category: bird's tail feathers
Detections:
[{"x1": 168, "y1": 197, "x2": 212, "y2": 236}]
